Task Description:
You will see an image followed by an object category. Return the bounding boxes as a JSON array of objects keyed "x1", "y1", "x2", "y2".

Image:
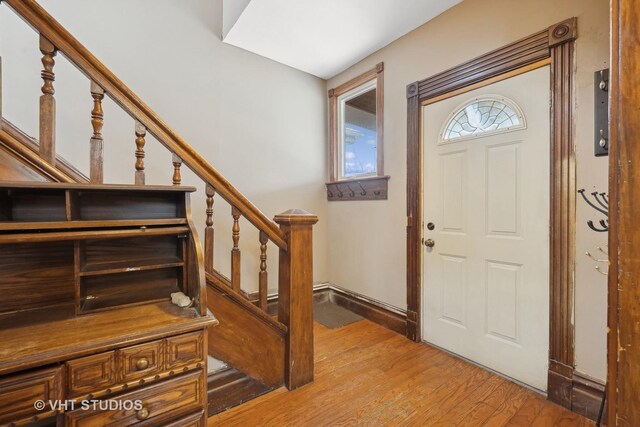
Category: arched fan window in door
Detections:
[{"x1": 440, "y1": 95, "x2": 526, "y2": 142}]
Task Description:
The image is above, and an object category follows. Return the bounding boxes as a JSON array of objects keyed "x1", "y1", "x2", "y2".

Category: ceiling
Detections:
[{"x1": 221, "y1": 0, "x2": 462, "y2": 80}]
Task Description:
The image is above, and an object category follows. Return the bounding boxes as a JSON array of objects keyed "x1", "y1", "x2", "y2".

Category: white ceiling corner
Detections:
[{"x1": 221, "y1": 0, "x2": 462, "y2": 80}]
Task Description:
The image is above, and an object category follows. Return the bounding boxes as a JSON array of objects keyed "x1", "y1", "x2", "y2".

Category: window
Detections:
[
  {"x1": 440, "y1": 96, "x2": 526, "y2": 143},
  {"x1": 327, "y1": 62, "x2": 388, "y2": 201}
]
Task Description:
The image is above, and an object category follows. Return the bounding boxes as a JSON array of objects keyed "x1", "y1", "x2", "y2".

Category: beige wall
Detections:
[
  {"x1": 327, "y1": 0, "x2": 609, "y2": 381},
  {"x1": 0, "y1": 0, "x2": 329, "y2": 290}
]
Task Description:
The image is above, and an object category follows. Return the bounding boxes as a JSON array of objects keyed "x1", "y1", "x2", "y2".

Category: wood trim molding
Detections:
[
  {"x1": 0, "y1": 127, "x2": 74, "y2": 183},
  {"x1": 324, "y1": 285, "x2": 407, "y2": 336},
  {"x1": 1, "y1": 118, "x2": 88, "y2": 183},
  {"x1": 405, "y1": 18, "x2": 578, "y2": 407},
  {"x1": 207, "y1": 367, "x2": 272, "y2": 416},
  {"x1": 571, "y1": 371, "x2": 606, "y2": 421},
  {"x1": 327, "y1": 62, "x2": 384, "y2": 184},
  {"x1": 608, "y1": 1, "x2": 640, "y2": 424},
  {"x1": 257, "y1": 284, "x2": 407, "y2": 336}
]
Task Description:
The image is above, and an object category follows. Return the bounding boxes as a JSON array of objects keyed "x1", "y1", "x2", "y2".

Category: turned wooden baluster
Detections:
[
  {"x1": 89, "y1": 81, "x2": 105, "y2": 183},
  {"x1": 204, "y1": 184, "x2": 215, "y2": 273},
  {"x1": 172, "y1": 154, "x2": 182, "y2": 185},
  {"x1": 231, "y1": 206, "x2": 241, "y2": 292},
  {"x1": 259, "y1": 231, "x2": 268, "y2": 310},
  {"x1": 134, "y1": 121, "x2": 146, "y2": 185},
  {"x1": 39, "y1": 34, "x2": 57, "y2": 164}
]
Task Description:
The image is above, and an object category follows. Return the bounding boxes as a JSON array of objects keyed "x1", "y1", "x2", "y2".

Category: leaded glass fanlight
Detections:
[{"x1": 440, "y1": 96, "x2": 526, "y2": 142}]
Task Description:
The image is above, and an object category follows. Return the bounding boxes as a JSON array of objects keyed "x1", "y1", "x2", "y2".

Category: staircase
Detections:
[{"x1": 0, "y1": 0, "x2": 318, "y2": 416}]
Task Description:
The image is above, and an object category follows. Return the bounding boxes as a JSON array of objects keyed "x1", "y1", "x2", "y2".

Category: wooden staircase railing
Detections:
[{"x1": 1, "y1": 0, "x2": 317, "y2": 390}]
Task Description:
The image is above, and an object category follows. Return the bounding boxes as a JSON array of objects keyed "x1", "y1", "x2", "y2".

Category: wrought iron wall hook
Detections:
[
  {"x1": 346, "y1": 184, "x2": 355, "y2": 198},
  {"x1": 592, "y1": 192, "x2": 609, "y2": 211},
  {"x1": 587, "y1": 220, "x2": 609, "y2": 232},
  {"x1": 579, "y1": 189, "x2": 608, "y2": 216},
  {"x1": 579, "y1": 188, "x2": 609, "y2": 232},
  {"x1": 336, "y1": 185, "x2": 344, "y2": 198},
  {"x1": 357, "y1": 181, "x2": 367, "y2": 196}
]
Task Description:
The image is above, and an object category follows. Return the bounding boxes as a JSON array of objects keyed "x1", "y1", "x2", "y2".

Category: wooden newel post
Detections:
[{"x1": 274, "y1": 209, "x2": 318, "y2": 390}]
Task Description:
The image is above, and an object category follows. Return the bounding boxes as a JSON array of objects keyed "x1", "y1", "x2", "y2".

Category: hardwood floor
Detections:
[{"x1": 209, "y1": 320, "x2": 593, "y2": 426}]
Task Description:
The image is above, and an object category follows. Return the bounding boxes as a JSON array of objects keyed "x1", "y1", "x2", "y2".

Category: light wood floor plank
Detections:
[{"x1": 209, "y1": 320, "x2": 590, "y2": 426}]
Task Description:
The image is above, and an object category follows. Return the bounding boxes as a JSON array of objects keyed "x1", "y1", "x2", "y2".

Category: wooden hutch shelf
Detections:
[{"x1": 0, "y1": 182, "x2": 216, "y2": 427}]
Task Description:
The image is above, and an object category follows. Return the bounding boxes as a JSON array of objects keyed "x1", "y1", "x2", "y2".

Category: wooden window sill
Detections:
[{"x1": 325, "y1": 176, "x2": 389, "y2": 201}]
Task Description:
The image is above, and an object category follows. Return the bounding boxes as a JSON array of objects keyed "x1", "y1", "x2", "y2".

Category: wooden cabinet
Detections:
[
  {"x1": 0, "y1": 366, "x2": 62, "y2": 425},
  {"x1": 67, "y1": 352, "x2": 117, "y2": 397},
  {"x1": 0, "y1": 183, "x2": 217, "y2": 426},
  {"x1": 64, "y1": 370, "x2": 204, "y2": 426},
  {"x1": 117, "y1": 339, "x2": 165, "y2": 383},
  {"x1": 166, "y1": 331, "x2": 205, "y2": 371}
]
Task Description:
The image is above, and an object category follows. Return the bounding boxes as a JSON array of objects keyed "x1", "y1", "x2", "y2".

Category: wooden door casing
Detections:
[{"x1": 406, "y1": 18, "x2": 578, "y2": 407}]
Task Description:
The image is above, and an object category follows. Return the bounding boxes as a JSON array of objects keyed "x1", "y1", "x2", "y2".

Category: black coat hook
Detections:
[{"x1": 579, "y1": 189, "x2": 609, "y2": 232}]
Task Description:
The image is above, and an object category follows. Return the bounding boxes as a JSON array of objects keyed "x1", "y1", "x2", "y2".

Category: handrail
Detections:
[{"x1": 3, "y1": 0, "x2": 288, "y2": 250}]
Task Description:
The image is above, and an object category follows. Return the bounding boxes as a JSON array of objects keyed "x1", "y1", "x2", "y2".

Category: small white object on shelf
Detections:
[{"x1": 170, "y1": 291, "x2": 193, "y2": 308}]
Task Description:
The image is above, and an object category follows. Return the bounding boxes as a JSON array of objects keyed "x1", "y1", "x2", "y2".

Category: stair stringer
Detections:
[{"x1": 206, "y1": 272, "x2": 286, "y2": 389}]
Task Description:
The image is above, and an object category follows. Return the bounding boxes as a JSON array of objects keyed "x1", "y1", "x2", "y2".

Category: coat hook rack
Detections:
[{"x1": 578, "y1": 189, "x2": 609, "y2": 232}]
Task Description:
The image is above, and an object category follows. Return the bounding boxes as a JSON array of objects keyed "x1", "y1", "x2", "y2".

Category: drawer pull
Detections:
[
  {"x1": 135, "y1": 357, "x2": 149, "y2": 371},
  {"x1": 136, "y1": 407, "x2": 150, "y2": 421}
]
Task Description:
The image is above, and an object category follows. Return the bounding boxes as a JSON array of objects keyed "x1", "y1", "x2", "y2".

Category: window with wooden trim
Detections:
[{"x1": 327, "y1": 62, "x2": 388, "y2": 201}]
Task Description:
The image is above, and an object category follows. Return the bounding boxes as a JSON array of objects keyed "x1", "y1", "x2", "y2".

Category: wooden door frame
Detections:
[
  {"x1": 406, "y1": 18, "x2": 577, "y2": 407},
  {"x1": 608, "y1": 0, "x2": 640, "y2": 424}
]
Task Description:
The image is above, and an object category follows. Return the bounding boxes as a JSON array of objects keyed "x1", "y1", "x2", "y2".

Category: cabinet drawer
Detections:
[
  {"x1": 64, "y1": 370, "x2": 204, "y2": 427},
  {"x1": 163, "y1": 410, "x2": 205, "y2": 427},
  {"x1": 0, "y1": 366, "x2": 62, "y2": 424},
  {"x1": 67, "y1": 351, "x2": 116, "y2": 397},
  {"x1": 166, "y1": 331, "x2": 204, "y2": 371},
  {"x1": 118, "y1": 339, "x2": 164, "y2": 383}
]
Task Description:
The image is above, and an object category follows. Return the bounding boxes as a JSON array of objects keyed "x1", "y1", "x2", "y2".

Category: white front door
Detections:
[{"x1": 422, "y1": 67, "x2": 550, "y2": 390}]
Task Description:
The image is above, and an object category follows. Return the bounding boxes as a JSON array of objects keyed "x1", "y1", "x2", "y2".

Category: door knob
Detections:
[{"x1": 424, "y1": 239, "x2": 435, "y2": 248}]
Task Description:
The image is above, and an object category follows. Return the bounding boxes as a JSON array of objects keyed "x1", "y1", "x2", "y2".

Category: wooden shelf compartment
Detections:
[
  {"x1": 0, "y1": 183, "x2": 196, "y2": 223},
  {"x1": 74, "y1": 190, "x2": 185, "y2": 221},
  {"x1": 0, "y1": 188, "x2": 67, "y2": 222},
  {"x1": 0, "y1": 301, "x2": 217, "y2": 377},
  {"x1": 78, "y1": 267, "x2": 183, "y2": 314},
  {"x1": 78, "y1": 259, "x2": 184, "y2": 277},
  {"x1": 0, "y1": 218, "x2": 187, "y2": 231},
  {"x1": 78, "y1": 234, "x2": 186, "y2": 274},
  {"x1": 0, "y1": 226, "x2": 190, "y2": 244}
]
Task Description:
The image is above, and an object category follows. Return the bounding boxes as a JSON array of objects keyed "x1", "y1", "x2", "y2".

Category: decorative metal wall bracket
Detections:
[{"x1": 326, "y1": 176, "x2": 389, "y2": 201}]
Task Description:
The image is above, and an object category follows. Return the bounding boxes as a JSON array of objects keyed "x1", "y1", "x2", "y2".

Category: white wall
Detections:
[
  {"x1": 0, "y1": 0, "x2": 329, "y2": 291},
  {"x1": 326, "y1": 0, "x2": 609, "y2": 381}
]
